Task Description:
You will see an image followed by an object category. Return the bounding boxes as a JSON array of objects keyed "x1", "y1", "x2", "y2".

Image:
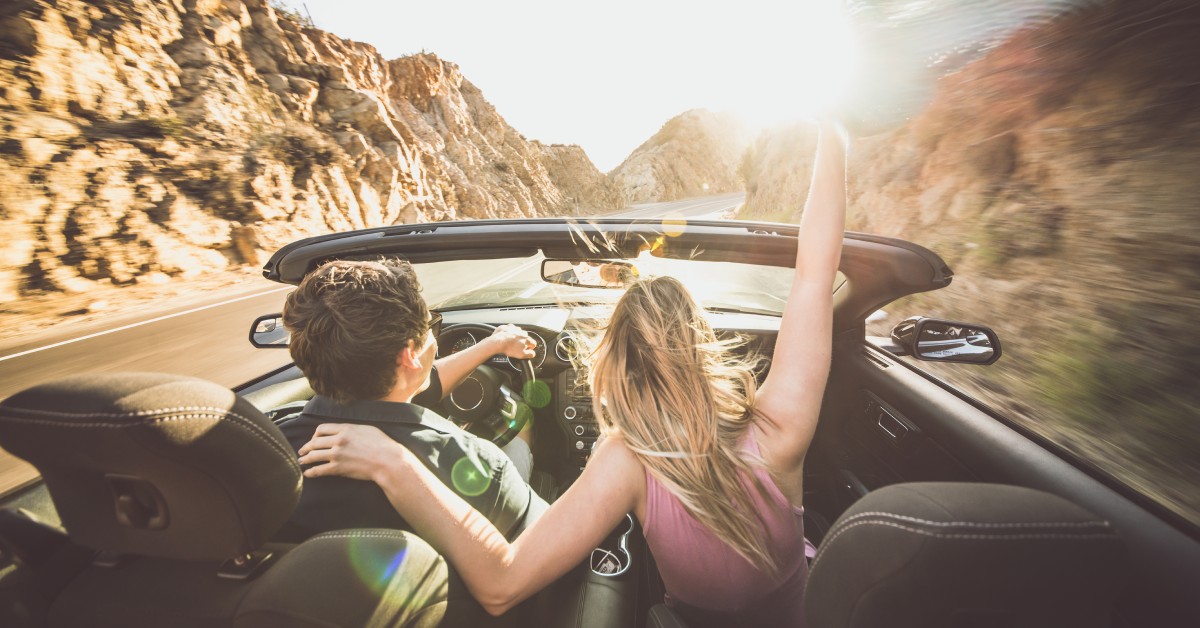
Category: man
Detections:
[{"x1": 274, "y1": 257, "x2": 547, "y2": 543}]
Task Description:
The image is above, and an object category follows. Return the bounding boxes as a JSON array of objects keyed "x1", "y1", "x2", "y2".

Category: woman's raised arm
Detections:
[{"x1": 755, "y1": 122, "x2": 848, "y2": 466}]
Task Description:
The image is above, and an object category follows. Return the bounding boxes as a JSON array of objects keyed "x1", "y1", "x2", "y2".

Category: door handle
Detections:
[{"x1": 877, "y1": 408, "x2": 909, "y2": 441}]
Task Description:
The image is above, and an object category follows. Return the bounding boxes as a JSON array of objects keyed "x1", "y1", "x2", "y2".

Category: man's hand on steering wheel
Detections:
[
  {"x1": 436, "y1": 323, "x2": 538, "y2": 448},
  {"x1": 487, "y1": 324, "x2": 538, "y2": 360}
]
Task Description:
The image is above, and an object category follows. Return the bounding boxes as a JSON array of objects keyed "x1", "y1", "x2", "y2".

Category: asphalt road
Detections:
[{"x1": 0, "y1": 193, "x2": 745, "y2": 495}]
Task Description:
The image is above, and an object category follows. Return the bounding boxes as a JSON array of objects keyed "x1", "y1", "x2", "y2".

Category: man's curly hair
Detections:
[{"x1": 283, "y1": 258, "x2": 429, "y2": 403}]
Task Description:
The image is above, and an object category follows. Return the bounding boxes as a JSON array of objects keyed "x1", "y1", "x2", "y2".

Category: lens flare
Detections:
[
  {"x1": 522, "y1": 379, "x2": 552, "y2": 408},
  {"x1": 451, "y1": 456, "x2": 491, "y2": 497},
  {"x1": 662, "y1": 214, "x2": 688, "y2": 238},
  {"x1": 638, "y1": 235, "x2": 668, "y2": 258},
  {"x1": 380, "y1": 547, "x2": 407, "y2": 582},
  {"x1": 349, "y1": 538, "x2": 449, "y2": 624},
  {"x1": 347, "y1": 539, "x2": 409, "y2": 596},
  {"x1": 512, "y1": 402, "x2": 533, "y2": 430}
]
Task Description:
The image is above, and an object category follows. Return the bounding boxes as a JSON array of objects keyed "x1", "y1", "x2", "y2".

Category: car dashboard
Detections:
[{"x1": 435, "y1": 304, "x2": 780, "y2": 483}]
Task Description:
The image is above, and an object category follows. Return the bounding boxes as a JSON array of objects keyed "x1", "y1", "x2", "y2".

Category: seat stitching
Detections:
[
  {"x1": 0, "y1": 412, "x2": 296, "y2": 470},
  {"x1": 811, "y1": 518, "x2": 1120, "y2": 574},
  {"x1": 1, "y1": 406, "x2": 290, "y2": 463},
  {"x1": 0, "y1": 407, "x2": 293, "y2": 462},
  {"x1": 310, "y1": 530, "x2": 414, "y2": 541},
  {"x1": 0, "y1": 410, "x2": 298, "y2": 471},
  {"x1": 9, "y1": 405, "x2": 264, "y2": 418},
  {"x1": 834, "y1": 510, "x2": 1112, "y2": 529},
  {"x1": 830, "y1": 519, "x2": 1121, "y2": 544}
]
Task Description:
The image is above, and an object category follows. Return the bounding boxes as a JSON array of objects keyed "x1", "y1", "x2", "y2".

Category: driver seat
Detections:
[{"x1": 0, "y1": 372, "x2": 481, "y2": 627}]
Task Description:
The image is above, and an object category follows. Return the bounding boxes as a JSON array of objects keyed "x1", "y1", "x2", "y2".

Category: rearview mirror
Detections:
[
  {"x1": 541, "y1": 259, "x2": 637, "y2": 289},
  {"x1": 249, "y1": 313, "x2": 290, "y2": 348},
  {"x1": 890, "y1": 316, "x2": 1001, "y2": 365}
]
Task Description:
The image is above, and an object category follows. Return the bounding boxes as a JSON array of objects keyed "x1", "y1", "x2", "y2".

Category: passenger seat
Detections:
[{"x1": 647, "y1": 482, "x2": 1125, "y2": 628}]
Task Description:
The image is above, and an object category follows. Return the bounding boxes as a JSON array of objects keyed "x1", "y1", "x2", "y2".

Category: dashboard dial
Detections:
[
  {"x1": 442, "y1": 332, "x2": 478, "y2": 358},
  {"x1": 555, "y1": 332, "x2": 582, "y2": 363},
  {"x1": 508, "y1": 331, "x2": 547, "y2": 370}
]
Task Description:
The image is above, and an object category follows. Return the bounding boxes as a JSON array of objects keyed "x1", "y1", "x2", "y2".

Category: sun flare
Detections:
[{"x1": 717, "y1": 1, "x2": 860, "y2": 129}]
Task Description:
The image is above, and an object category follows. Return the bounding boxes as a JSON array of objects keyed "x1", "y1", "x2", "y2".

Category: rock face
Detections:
[
  {"x1": 738, "y1": 1, "x2": 1200, "y2": 524},
  {"x1": 0, "y1": 0, "x2": 622, "y2": 299},
  {"x1": 609, "y1": 109, "x2": 748, "y2": 204},
  {"x1": 535, "y1": 142, "x2": 626, "y2": 215},
  {"x1": 736, "y1": 122, "x2": 817, "y2": 223}
]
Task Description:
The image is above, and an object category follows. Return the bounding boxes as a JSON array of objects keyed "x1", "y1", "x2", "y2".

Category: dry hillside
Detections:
[
  {"x1": 738, "y1": 0, "x2": 1200, "y2": 525},
  {"x1": 610, "y1": 109, "x2": 748, "y2": 204},
  {"x1": 0, "y1": 0, "x2": 622, "y2": 304}
]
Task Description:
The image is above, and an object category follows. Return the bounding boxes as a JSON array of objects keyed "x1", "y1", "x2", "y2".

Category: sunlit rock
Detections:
[
  {"x1": 0, "y1": 0, "x2": 621, "y2": 296},
  {"x1": 610, "y1": 109, "x2": 748, "y2": 204}
]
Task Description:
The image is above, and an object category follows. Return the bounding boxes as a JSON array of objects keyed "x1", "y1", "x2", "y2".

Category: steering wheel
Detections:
[{"x1": 440, "y1": 323, "x2": 536, "y2": 448}]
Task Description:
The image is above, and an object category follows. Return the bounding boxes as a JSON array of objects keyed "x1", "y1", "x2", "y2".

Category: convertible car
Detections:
[{"x1": 0, "y1": 217, "x2": 1197, "y2": 627}]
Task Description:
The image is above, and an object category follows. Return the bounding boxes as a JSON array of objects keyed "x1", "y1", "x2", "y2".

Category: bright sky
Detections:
[{"x1": 276, "y1": 0, "x2": 858, "y2": 172}]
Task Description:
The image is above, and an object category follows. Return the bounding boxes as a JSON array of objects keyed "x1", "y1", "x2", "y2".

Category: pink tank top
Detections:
[{"x1": 642, "y1": 434, "x2": 811, "y2": 622}]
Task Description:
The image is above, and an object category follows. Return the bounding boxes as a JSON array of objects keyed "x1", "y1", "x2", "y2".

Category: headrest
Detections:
[
  {"x1": 805, "y1": 483, "x2": 1125, "y2": 628},
  {"x1": 0, "y1": 373, "x2": 302, "y2": 561}
]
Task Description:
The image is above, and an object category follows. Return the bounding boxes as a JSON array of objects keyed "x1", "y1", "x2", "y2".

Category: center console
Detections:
[
  {"x1": 538, "y1": 371, "x2": 651, "y2": 627},
  {"x1": 556, "y1": 369, "x2": 600, "y2": 476},
  {"x1": 527, "y1": 514, "x2": 643, "y2": 627}
]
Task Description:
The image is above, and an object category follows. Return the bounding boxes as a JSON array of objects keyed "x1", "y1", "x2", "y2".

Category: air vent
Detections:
[
  {"x1": 555, "y1": 333, "x2": 580, "y2": 363},
  {"x1": 863, "y1": 349, "x2": 891, "y2": 369}
]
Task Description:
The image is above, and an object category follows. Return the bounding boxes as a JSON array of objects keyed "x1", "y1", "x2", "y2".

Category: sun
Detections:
[{"x1": 715, "y1": 1, "x2": 860, "y2": 129}]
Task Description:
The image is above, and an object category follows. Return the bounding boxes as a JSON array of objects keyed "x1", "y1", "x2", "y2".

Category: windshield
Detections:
[{"x1": 414, "y1": 252, "x2": 840, "y2": 315}]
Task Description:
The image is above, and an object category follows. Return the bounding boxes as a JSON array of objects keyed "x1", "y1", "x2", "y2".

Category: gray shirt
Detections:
[{"x1": 276, "y1": 378, "x2": 547, "y2": 542}]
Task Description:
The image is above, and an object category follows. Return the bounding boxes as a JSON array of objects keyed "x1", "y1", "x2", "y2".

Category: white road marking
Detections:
[
  {"x1": 0, "y1": 287, "x2": 293, "y2": 363},
  {"x1": 2, "y1": 195, "x2": 744, "y2": 363}
]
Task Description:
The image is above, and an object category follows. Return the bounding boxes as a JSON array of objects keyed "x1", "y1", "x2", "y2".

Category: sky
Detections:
[{"x1": 273, "y1": 0, "x2": 858, "y2": 172}]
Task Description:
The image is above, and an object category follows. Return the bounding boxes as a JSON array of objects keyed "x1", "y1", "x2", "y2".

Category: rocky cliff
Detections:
[
  {"x1": 609, "y1": 109, "x2": 748, "y2": 204},
  {"x1": 737, "y1": 0, "x2": 1200, "y2": 524},
  {"x1": 736, "y1": 122, "x2": 818, "y2": 223},
  {"x1": 0, "y1": 0, "x2": 622, "y2": 300},
  {"x1": 535, "y1": 142, "x2": 626, "y2": 214}
]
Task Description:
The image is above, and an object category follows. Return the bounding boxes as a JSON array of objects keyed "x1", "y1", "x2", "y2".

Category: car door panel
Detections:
[
  {"x1": 815, "y1": 340, "x2": 1200, "y2": 628},
  {"x1": 842, "y1": 388, "x2": 978, "y2": 484}
]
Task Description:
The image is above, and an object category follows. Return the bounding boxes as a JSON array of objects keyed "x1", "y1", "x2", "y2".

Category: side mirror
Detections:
[
  {"x1": 249, "y1": 313, "x2": 290, "y2": 348},
  {"x1": 541, "y1": 259, "x2": 637, "y2": 289},
  {"x1": 889, "y1": 316, "x2": 1001, "y2": 365}
]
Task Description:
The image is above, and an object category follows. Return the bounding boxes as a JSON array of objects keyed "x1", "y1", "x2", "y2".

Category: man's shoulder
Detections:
[
  {"x1": 277, "y1": 413, "x2": 321, "y2": 451},
  {"x1": 277, "y1": 397, "x2": 490, "y2": 453}
]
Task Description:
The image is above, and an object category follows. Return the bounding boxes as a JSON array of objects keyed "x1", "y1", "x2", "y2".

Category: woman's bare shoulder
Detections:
[
  {"x1": 588, "y1": 433, "x2": 648, "y2": 519},
  {"x1": 592, "y1": 433, "x2": 642, "y2": 472}
]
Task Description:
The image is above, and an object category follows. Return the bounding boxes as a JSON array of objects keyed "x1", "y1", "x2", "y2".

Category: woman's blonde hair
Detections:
[{"x1": 587, "y1": 276, "x2": 784, "y2": 579}]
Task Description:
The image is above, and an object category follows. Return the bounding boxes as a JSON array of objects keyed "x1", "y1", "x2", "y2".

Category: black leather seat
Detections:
[
  {"x1": 805, "y1": 482, "x2": 1125, "y2": 628},
  {"x1": 647, "y1": 482, "x2": 1125, "y2": 628},
  {"x1": 0, "y1": 372, "x2": 483, "y2": 627}
]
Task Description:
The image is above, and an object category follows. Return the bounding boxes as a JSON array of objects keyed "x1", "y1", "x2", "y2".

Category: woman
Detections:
[{"x1": 299, "y1": 121, "x2": 847, "y2": 623}]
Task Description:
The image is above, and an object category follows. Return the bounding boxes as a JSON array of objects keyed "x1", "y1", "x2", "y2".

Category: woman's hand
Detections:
[
  {"x1": 298, "y1": 423, "x2": 410, "y2": 482},
  {"x1": 488, "y1": 324, "x2": 538, "y2": 360}
]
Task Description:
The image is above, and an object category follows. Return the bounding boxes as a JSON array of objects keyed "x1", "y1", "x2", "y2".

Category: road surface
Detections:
[{"x1": 0, "y1": 193, "x2": 745, "y2": 495}]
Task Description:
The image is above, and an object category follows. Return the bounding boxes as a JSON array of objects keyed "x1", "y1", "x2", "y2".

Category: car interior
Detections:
[{"x1": 1, "y1": 218, "x2": 1198, "y2": 627}]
